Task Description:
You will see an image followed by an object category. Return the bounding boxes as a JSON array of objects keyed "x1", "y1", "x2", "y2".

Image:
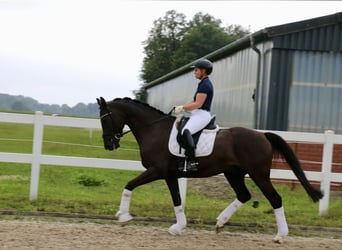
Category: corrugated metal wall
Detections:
[
  {"x1": 265, "y1": 49, "x2": 293, "y2": 131},
  {"x1": 147, "y1": 46, "x2": 268, "y2": 128},
  {"x1": 288, "y1": 51, "x2": 342, "y2": 133},
  {"x1": 212, "y1": 48, "x2": 257, "y2": 128},
  {"x1": 266, "y1": 20, "x2": 342, "y2": 133},
  {"x1": 272, "y1": 23, "x2": 342, "y2": 51},
  {"x1": 147, "y1": 73, "x2": 196, "y2": 114}
]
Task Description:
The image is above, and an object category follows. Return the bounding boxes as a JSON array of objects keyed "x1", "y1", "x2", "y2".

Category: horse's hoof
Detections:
[
  {"x1": 168, "y1": 224, "x2": 184, "y2": 235},
  {"x1": 273, "y1": 235, "x2": 285, "y2": 244},
  {"x1": 115, "y1": 211, "x2": 133, "y2": 224},
  {"x1": 216, "y1": 225, "x2": 224, "y2": 234},
  {"x1": 215, "y1": 220, "x2": 225, "y2": 234}
]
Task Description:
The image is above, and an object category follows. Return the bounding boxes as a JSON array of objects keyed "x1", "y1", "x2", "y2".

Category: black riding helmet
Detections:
[{"x1": 191, "y1": 58, "x2": 213, "y2": 75}]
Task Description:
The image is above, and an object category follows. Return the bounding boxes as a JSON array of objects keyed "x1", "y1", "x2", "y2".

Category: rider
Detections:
[{"x1": 174, "y1": 58, "x2": 214, "y2": 171}]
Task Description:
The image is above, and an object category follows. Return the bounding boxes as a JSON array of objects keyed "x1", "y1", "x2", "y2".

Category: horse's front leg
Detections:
[
  {"x1": 115, "y1": 189, "x2": 133, "y2": 223},
  {"x1": 116, "y1": 168, "x2": 160, "y2": 224},
  {"x1": 165, "y1": 178, "x2": 187, "y2": 235}
]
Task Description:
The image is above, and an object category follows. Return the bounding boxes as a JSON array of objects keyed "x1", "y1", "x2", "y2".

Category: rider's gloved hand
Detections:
[{"x1": 174, "y1": 105, "x2": 184, "y2": 115}]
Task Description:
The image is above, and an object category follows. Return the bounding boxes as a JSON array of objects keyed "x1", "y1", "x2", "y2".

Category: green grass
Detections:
[
  {"x1": 0, "y1": 120, "x2": 341, "y2": 232},
  {"x1": 0, "y1": 122, "x2": 140, "y2": 159}
]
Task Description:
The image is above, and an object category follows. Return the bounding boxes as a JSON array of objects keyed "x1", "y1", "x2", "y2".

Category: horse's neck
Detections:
[
  {"x1": 124, "y1": 105, "x2": 166, "y2": 133},
  {"x1": 123, "y1": 105, "x2": 173, "y2": 146}
]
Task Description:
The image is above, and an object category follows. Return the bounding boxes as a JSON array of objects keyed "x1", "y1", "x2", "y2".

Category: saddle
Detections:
[
  {"x1": 168, "y1": 116, "x2": 218, "y2": 157},
  {"x1": 176, "y1": 115, "x2": 217, "y2": 149}
]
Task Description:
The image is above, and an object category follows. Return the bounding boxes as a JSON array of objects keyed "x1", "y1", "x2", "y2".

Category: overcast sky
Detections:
[{"x1": 0, "y1": 0, "x2": 341, "y2": 106}]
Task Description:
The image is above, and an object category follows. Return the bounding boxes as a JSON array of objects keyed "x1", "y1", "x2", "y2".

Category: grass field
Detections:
[{"x1": 0, "y1": 120, "x2": 341, "y2": 232}]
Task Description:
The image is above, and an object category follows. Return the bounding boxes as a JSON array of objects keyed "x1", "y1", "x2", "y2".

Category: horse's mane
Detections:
[{"x1": 110, "y1": 97, "x2": 167, "y2": 116}]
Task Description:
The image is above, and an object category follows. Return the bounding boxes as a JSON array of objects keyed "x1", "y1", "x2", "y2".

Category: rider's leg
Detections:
[
  {"x1": 181, "y1": 129, "x2": 198, "y2": 171},
  {"x1": 182, "y1": 109, "x2": 211, "y2": 134},
  {"x1": 181, "y1": 109, "x2": 211, "y2": 171}
]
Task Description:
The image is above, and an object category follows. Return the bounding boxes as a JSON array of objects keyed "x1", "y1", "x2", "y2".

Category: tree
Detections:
[
  {"x1": 11, "y1": 101, "x2": 28, "y2": 111},
  {"x1": 141, "y1": 10, "x2": 188, "y2": 84},
  {"x1": 172, "y1": 13, "x2": 249, "y2": 68},
  {"x1": 135, "y1": 10, "x2": 250, "y2": 101}
]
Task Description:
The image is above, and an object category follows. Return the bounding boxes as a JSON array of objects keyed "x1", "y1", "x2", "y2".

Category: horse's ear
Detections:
[{"x1": 97, "y1": 97, "x2": 107, "y2": 108}]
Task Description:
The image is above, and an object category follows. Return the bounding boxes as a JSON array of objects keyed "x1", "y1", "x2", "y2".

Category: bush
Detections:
[{"x1": 76, "y1": 175, "x2": 106, "y2": 187}]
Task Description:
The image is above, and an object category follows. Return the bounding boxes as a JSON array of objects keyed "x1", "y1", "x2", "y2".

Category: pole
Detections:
[
  {"x1": 178, "y1": 178, "x2": 187, "y2": 209},
  {"x1": 319, "y1": 130, "x2": 334, "y2": 216},
  {"x1": 30, "y1": 111, "x2": 44, "y2": 201}
]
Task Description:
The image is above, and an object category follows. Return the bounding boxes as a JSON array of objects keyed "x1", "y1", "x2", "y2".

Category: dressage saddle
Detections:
[{"x1": 176, "y1": 115, "x2": 217, "y2": 151}]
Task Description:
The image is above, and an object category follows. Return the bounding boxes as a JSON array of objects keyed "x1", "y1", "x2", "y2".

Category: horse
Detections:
[{"x1": 96, "y1": 97, "x2": 323, "y2": 243}]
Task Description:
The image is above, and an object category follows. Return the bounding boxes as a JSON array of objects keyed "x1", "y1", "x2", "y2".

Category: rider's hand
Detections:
[{"x1": 174, "y1": 105, "x2": 184, "y2": 115}]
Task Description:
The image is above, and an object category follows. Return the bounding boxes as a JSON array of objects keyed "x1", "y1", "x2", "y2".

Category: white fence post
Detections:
[
  {"x1": 29, "y1": 111, "x2": 44, "y2": 201},
  {"x1": 319, "y1": 130, "x2": 334, "y2": 216},
  {"x1": 178, "y1": 178, "x2": 187, "y2": 209}
]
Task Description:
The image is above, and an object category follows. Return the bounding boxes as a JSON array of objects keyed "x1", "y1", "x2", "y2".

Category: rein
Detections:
[{"x1": 101, "y1": 107, "x2": 175, "y2": 140}]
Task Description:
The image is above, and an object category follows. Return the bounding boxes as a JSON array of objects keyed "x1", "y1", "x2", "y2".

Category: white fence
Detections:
[{"x1": 0, "y1": 111, "x2": 342, "y2": 216}]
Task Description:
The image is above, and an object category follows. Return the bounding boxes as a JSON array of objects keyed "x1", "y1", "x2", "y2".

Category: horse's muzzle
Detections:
[{"x1": 104, "y1": 139, "x2": 120, "y2": 151}]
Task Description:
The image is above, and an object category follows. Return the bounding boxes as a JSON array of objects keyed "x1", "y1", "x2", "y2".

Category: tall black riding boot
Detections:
[{"x1": 182, "y1": 129, "x2": 198, "y2": 171}]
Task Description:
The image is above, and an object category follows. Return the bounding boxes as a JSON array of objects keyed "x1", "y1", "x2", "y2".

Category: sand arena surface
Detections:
[{"x1": 0, "y1": 219, "x2": 341, "y2": 250}]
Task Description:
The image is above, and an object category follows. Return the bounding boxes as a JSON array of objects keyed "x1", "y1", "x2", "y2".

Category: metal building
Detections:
[{"x1": 145, "y1": 12, "x2": 342, "y2": 134}]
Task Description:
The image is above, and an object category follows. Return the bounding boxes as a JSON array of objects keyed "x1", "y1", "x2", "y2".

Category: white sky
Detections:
[{"x1": 0, "y1": 0, "x2": 341, "y2": 106}]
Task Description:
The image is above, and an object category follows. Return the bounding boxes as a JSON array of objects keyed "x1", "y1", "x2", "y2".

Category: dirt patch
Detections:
[
  {"x1": 187, "y1": 175, "x2": 342, "y2": 201},
  {"x1": 187, "y1": 175, "x2": 262, "y2": 200},
  {"x1": 0, "y1": 219, "x2": 341, "y2": 249}
]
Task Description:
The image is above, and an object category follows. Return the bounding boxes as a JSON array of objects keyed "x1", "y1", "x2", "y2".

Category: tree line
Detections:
[{"x1": 0, "y1": 93, "x2": 98, "y2": 117}]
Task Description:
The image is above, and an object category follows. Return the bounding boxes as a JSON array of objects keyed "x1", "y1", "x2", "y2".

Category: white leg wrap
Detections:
[
  {"x1": 116, "y1": 189, "x2": 133, "y2": 223},
  {"x1": 119, "y1": 189, "x2": 132, "y2": 213},
  {"x1": 216, "y1": 199, "x2": 243, "y2": 227},
  {"x1": 273, "y1": 206, "x2": 288, "y2": 243},
  {"x1": 168, "y1": 205, "x2": 187, "y2": 235},
  {"x1": 174, "y1": 205, "x2": 187, "y2": 227}
]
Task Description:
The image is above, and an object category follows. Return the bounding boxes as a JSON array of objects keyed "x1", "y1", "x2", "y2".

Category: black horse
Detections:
[{"x1": 96, "y1": 97, "x2": 323, "y2": 243}]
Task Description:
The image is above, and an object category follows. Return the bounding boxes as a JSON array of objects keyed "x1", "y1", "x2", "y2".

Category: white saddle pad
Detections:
[{"x1": 168, "y1": 121, "x2": 218, "y2": 157}]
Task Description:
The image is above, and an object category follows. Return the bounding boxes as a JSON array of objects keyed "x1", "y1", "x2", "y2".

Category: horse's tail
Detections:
[{"x1": 264, "y1": 132, "x2": 323, "y2": 202}]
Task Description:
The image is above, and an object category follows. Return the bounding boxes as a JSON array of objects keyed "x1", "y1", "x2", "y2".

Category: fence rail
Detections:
[{"x1": 1, "y1": 111, "x2": 342, "y2": 216}]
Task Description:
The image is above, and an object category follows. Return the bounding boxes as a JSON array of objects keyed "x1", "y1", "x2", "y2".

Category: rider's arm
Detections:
[{"x1": 183, "y1": 93, "x2": 207, "y2": 111}]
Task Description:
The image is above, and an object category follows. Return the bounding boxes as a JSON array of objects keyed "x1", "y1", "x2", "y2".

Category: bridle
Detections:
[{"x1": 100, "y1": 110, "x2": 129, "y2": 143}]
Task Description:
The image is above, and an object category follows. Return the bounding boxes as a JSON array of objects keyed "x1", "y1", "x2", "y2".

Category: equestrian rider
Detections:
[{"x1": 174, "y1": 58, "x2": 214, "y2": 171}]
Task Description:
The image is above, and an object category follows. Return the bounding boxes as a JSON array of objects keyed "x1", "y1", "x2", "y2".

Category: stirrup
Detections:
[
  {"x1": 177, "y1": 158, "x2": 198, "y2": 172},
  {"x1": 177, "y1": 158, "x2": 186, "y2": 172},
  {"x1": 185, "y1": 160, "x2": 198, "y2": 172}
]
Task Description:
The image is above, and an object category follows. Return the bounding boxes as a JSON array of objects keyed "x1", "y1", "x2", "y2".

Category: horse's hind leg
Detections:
[
  {"x1": 165, "y1": 178, "x2": 187, "y2": 235},
  {"x1": 249, "y1": 174, "x2": 288, "y2": 243},
  {"x1": 216, "y1": 169, "x2": 251, "y2": 232}
]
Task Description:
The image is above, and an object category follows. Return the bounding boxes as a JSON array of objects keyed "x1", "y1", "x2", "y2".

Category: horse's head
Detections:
[{"x1": 96, "y1": 97, "x2": 125, "y2": 151}]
